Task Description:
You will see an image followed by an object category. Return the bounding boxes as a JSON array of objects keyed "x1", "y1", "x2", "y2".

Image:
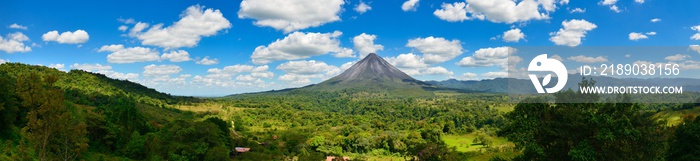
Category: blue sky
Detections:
[{"x1": 1, "y1": 0, "x2": 700, "y2": 96}]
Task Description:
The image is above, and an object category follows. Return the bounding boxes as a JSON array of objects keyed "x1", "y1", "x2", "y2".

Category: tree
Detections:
[
  {"x1": 667, "y1": 116, "x2": 700, "y2": 161},
  {"x1": 500, "y1": 77, "x2": 666, "y2": 161},
  {"x1": 16, "y1": 73, "x2": 88, "y2": 161}
]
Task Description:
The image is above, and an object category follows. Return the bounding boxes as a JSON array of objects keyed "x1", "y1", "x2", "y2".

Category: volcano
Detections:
[
  {"x1": 325, "y1": 53, "x2": 422, "y2": 84},
  {"x1": 297, "y1": 53, "x2": 438, "y2": 95}
]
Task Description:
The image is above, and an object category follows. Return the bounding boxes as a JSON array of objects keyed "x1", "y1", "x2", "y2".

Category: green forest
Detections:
[{"x1": 1, "y1": 63, "x2": 700, "y2": 161}]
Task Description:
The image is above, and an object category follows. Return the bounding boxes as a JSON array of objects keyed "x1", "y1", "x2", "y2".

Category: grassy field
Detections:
[
  {"x1": 653, "y1": 106, "x2": 700, "y2": 126},
  {"x1": 442, "y1": 133, "x2": 517, "y2": 161}
]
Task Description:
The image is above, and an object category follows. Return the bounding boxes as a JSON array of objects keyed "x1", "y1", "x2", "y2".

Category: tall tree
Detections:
[{"x1": 16, "y1": 73, "x2": 88, "y2": 161}]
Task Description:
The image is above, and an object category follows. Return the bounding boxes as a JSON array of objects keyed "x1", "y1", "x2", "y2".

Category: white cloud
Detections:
[
  {"x1": 238, "y1": 0, "x2": 344, "y2": 33},
  {"x1": 650, "y1": 18, "x2": 661, "y2": 23},
  {"x1": 635, "y1": 0, "x2": 644, "y2": 4},
  {"x1": 481, "y1": 71, "x2": 509, "y2": 79},
  {"x1": 599, "y1": 0, "x2": 622, "y2": 13},
  {"x1": 49, "y1": 64, "x2": 65, "y2": 70},
  {"x1": 646, "y1": 32, "x2": 656, "y2": 36},
  {"x1": 0, "y1": 32, "x2": 32, "y2": 53},
  {"x1": 143, "y1": 64, "x2": 182, "y2": 76},
  {"x1": 353, "y1": 33, "x2": 384, "y2": 58},
  {"x1": 436, "y1": 0, "x2": 563, "y2": 24},
  {"x1": 98, "y1": 44, "x2": 160, "y2": 63},
  {"x1": 41, "y1": 30, "x2": 89, "y2": 44},
  {"x1": 355, "y1": 2, "x2": 372, "y2": 14},
  {"x1": 458, "y1": 72, "x2": 478, "y2": 80},
  {"x1": 340, "y1": 61, "x2": 355, "y2": 71},
  {"x1": 196, "y1": 56, "x2": 219, "y2": 65},
  {"x1": 251, "y1": 31, "x2": 352, "y2": 64},
  {"x1": 625, "y1": 54, "x2": 631, "y2": 58},
  {"x1": 108, "y1": 72, "x2": 139, "y2": 80},
  {"x1": 385, "y1": 53, "x2": 453, "y2": 76},
  {"x1": 406, "y1": 36, "x2": 463, "y2": 64},
  {"x1": 160, "y1": 50, "x2": 191, "y2": 62},
  {"x1": 8, "y1": 23, "x2": 27, "y2": 30},
  {"x1": 434, "y1": 2, "x2": 469, "y2": 22},
  {"x1": 629, "y1": 32, "x2": 648, "y2": 41},
  {"x1": 0, "y1": 59, "x2": 8, "y2": 64},
  {"x1": 502, "y1": 28, "x2": 525, "y2": 42},
  {"x1": 401, "y1": 0, "x2": 420, "y2": 11},
  {"x1": 70, "y1": 63, "x2": 112, "y2": 71},
  {"x1": 570, "y1": 8, "x2": 585, "y2": 13},
  {"x1": 551, "y1": 54, "x2": 563, "y2": 61},
  {"x1": 691, "y1": 25, "x2": 700, "y2": 40},
  {"x1": 118, "y1": 18, "x2": 136, "y2": 24},
  {"x1": 690, "y1": 45, "x2": 700, "y2": 54},
  {"x1": 130, "y1": 5, "x2": 231, "y2": 49},
  {"x1": 549, "y1": 19, "x2": 597, "y2": 47},
  {"x1": 456, "y1": 46, "x2": 517, "y2": 68},
  {"x1": 417, "y1": 66, "x2": 453, "y2": 76},
  {"x1": 199, "y1": 64, "x2": 274, "y2": 87},
  {"x1": 118, "y1": 25, "x2": 128, "y2": 31},
  {"x1": 277, "y1": 60, "x2": 340, "y2": 75},
  {"x1": 665, "y1": 54, "x2": 690, "y2": 61},
  {"x1": 276, "y1": 60, "x2": 341, "y2": 84},
  {"x1": 70, "y1": 63, "x2": 139, "y2": 80},
  {"x1": 609, "y1": 5, "x2": 621, "y2": 13},
  {"x1": 567, "y1": 55, "x2": 607, "y2": 63},
  {"x1": 385, "y1": 53, "x2": 428, "y2": 68}
]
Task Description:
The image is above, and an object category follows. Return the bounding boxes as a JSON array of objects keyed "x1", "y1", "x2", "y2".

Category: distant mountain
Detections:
[{"x1": 426, "y1": 74, "x2": 700, "y2": 94}]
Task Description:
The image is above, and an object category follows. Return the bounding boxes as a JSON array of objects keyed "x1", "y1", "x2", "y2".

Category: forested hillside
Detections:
[{"x1": 0, "y1": 63, "x2": 231, "y2": 160}]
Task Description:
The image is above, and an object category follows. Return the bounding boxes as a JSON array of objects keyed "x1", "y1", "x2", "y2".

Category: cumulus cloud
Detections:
[
  {"x1": 143, "y1": 64, "x2": 182, "y2": 76},
  {"x1": 600, "y1": 0, "x2": 622, "y2": 13},
  {"x1": 502, "y1": 28, "x2": 525, "y2": 42},
  {"x1": 385, "y1": 53, "x2": 453, "y2": 76},
  {"x1": 238, "y1": 0, "x2": 344, "y2": 33},
  {"x1": 42, "y1": 30, "x2": 89, "y2": 44},
  {"x1": 690, "y1": 45, "x2": 700, "y2": 54},
  {"x1": 70, "y1": 63, "x2": 139, "y2": 80},
  {"x1": 434, "y1": 0, "x2": 565, "y2": 23},
  {"x1": 549, "y1": 19, "x2": 597, "y2": 47},
  {"x1": 481, "y1": 71, "x2": 509, "y2": 79},
  {"x1": 401, "y1": 0, "x2": 420, "y2": 11},
  {"x1": 129, "y1": 5, "x2": 231, "y2": 49},
  {"x1": 0, "y1": 32, "x2": 32, "y2": 53},
  {"x1": 406, "y1": 36, "x2": 463, "y2": 64},
  {"x1": 277, "y1": 60, "x2": 341, "y2": 84},
  {"x1": 570, "y1": 8, "x2": 585, "y2": 13},
  {"x1": 251, "y1": 31, "x2": 353, "y2": 64},
  {"x1": 650, "y1": 18, "x2": 661, "y2": 23},
  {"x1": 118, "y1": 25, "x2": 128, "y2": 31},
  {"x1": 629, "y1": 32, "x2": 655, "y2": 41},
  {"x1": 0, "y1": 59, "x2": 8, "y2": 64},
  {"x1": 196, "y1": 56, "x2": 219, "y2": 65},
  {"x1": 385, "y1": 53, "x2": 428, "y2": 69},
  {"x1": 567, "y1": 55, "x2": 607, "y2": 63},
  {"x1": 340, "y1": 61, "x2": 356, "y2": 71},
  {"x1": 193, "y1": 64, "x2": 274, "y2": 87},
  {"x1": 353, "y1": 33, "x2": 384, "y2": 58},
  {"x1": 434, "y1": 2, "x2": 469, "y2": 22},
  {"x1": 8, "y1": 23, "x2": 27, "y2": 30},
  {"x1": 98, "y1": 44, "x2": 160, "y2": 63},
  {"x1": 665, "y1": 54, "x2": 690, "y2": 61},
  {"x1": 49, "y1": 64, "x2": 65, "y2": 70},
  {"x1": 160, "y1": 50, "x2": 191, "y2": 62},
  {"x1": 691, "y1": 25, "x2": 700, "y2": 40},
  {"x1": 355, "y1": 1, "x2": 372, "y2": 14},
  {"x1": 456, "y1": 46, "x2": 518, "y2": 68},
  {"x1": 458, "y1": 72, "x2": 478, "y2": 80},
  {"x1": 635, "y1": 0, "x2": 644, "y2": 4}
]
